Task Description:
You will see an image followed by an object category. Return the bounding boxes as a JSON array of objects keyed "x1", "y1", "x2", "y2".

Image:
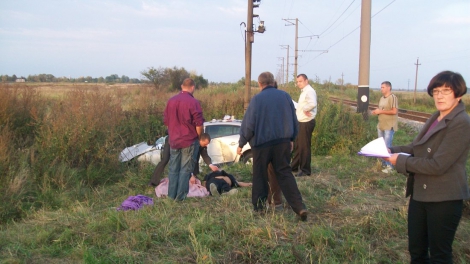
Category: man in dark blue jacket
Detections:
[{"x1": 237, "y1": 71, "x2": 307, "y2": 221}]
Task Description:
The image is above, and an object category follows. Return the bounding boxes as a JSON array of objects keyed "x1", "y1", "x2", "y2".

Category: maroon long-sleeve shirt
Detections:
[{"x1": 163, "y1": 91, "x2": 204, "y2": 149}]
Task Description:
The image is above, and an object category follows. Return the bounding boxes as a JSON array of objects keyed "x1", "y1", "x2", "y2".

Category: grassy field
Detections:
[{"x1": 0, "y1": 81, "x2": 469, "y2": 263}]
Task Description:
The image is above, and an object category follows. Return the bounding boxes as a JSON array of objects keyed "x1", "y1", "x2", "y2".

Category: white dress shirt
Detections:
[{"x1": 296, "y1": 84, "x2": 317, "y2": 122}]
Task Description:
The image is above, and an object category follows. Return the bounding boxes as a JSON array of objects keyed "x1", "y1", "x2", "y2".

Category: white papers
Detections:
[
  {"x1": 292, "y1": 100, "x2": 298, "y2": 109},
  {"x1": 357, "y1": 137, "x2": 391, "y2": 158}
]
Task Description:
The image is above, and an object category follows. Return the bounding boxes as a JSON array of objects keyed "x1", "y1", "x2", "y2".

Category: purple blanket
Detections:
[{"x1": 117, "y1": 195, "x2": 153, "y2": 211}]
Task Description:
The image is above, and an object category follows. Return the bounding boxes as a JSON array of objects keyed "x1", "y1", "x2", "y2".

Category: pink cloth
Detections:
[{"x1": 154, "y1": 178, "x2": 209, "y2": 198}]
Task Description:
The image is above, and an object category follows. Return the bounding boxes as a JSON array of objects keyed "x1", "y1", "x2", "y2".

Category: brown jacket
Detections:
[{"x1": 391, "y1": 102, "x2": 470, "y2": 202}]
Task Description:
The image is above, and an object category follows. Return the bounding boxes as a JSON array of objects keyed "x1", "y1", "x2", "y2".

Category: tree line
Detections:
[
  {"x1": 1, "y1": 66, "x2": 209, "y2": 91},
  {"x1": 1, "y1": 73, "x2": 141, "y2": 84},
  {"x1": 140, "y1": 66, "x2": 208, "y2": 91}
]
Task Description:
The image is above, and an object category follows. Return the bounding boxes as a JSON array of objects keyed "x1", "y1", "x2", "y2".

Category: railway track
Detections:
[{"x1": 330, "y1": 97, "x2": 432, "y2": 123}]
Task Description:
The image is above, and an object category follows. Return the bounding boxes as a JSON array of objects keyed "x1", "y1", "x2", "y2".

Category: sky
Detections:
[{"x1": 1, "y1": 0, "x2": 469, "y2": 90}]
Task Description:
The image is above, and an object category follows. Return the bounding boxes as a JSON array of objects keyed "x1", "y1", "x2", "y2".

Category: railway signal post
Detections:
[{"x1": 357, "y1": 0, "x2": 371, "y2": 120}]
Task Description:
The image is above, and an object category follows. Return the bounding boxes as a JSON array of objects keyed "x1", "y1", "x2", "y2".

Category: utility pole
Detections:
[
  {"x1": 284, "y1": 19, "x2": 323, "y2": 81},
  {"x1": 244, "y1": 0, "x2": 264, "y2": 111},
  {"x1": 357, "y1": 0, "x2": 371, "y2": 120},
  {"x1": 295, "y1": 18, "x2": 298, "y2": 78},
  {"x1": 244, "y1": 0, "x2": 255, "y2": 111},
  {"x1": 413, "y1": 57, "x2": 421, "y2": 104},
  {"x1": 341, "y1": 72, "x2": 344, "y2": 91},
  {"x1": 282, "y1": 19, "x2": 298, "y2": 78},
  {"x1": 280, "y1": 45, "x2": 289, "y2": 84},
  {"x1": 277, "y1": 57, "x2": 284, "y2": 86}
]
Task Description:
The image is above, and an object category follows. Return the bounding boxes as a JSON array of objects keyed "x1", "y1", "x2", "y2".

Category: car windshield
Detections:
[{"x1": 205, "y1": 125, "x2": 240, "y2": 138}]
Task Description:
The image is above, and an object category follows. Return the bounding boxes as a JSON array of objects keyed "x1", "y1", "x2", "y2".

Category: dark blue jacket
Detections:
[{"x1": 239, "y1": 86, "x2": 298, "y2": 149}]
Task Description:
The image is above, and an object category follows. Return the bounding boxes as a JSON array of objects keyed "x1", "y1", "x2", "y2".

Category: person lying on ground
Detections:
[{"x1": 203, "y1": 170, "x2": 252, "y2": 196}]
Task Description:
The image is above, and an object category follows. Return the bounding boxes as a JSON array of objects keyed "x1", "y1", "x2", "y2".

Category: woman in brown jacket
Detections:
[{"x1": 386, "y1": 71, "x2": 470, "y2": 263}]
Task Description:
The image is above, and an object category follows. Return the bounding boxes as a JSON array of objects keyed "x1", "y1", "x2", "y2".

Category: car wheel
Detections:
[{"x1": 241, "y1": 152, "x2": 253, "y2": 164}]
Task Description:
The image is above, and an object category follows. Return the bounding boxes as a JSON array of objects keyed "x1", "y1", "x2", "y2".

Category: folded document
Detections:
[{"x1": 357, "y1": 137, "x2": 391, "y2": 158}]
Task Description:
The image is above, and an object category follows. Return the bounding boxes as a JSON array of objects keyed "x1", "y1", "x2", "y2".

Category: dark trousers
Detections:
[
  {"x1": 267, "y1": 163, "x2": 282, "y2": 205},
  {"x1": 252, "y1": 142, "x2": 305, "y2": 214},
  {"x1": 291, "y1": 119, "x2": 315, "y2": 175},
  {"x1": 149, "y1": 137, "x2": 170, "y2": 186},
  {"x1": 408, "y1": 198, "x2": 463, "y2": 264},
  {"x1": 206, "y1": 178, "x2": 231, "y2": 195}
]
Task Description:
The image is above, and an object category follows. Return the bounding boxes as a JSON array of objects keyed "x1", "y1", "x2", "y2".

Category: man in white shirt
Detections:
[{"x1": 291, "y1": 74, "x2": 317, "y2": 176}]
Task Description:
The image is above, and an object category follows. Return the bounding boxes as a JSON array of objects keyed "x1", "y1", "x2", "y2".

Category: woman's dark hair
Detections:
[{"x1": 427, "y1": 71, "x2": 467, "y2": 97}]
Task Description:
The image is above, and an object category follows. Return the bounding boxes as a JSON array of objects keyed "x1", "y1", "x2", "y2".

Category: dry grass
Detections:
[{"x1": 0, "y1": 82, "x2": 469, "y2": 263}]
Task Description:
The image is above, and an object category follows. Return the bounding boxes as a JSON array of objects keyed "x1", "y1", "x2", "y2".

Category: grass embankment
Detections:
[{"x1": 0, "y1": 81, "x2": 469, "y2": 263}]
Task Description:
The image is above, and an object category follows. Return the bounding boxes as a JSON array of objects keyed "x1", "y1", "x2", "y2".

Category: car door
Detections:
[{"x1": 205, "y1": 124, "x2": 240, "y2": 164}]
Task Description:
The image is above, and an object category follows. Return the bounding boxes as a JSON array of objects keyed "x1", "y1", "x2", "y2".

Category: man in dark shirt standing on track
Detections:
[{"x1": 163, "y1": 78, "x2": 204, "y2": 201}]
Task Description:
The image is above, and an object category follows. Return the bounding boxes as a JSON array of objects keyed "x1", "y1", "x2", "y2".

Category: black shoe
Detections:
[
  {"x1": 296, "y1": 172, "x2": 310, "y2": 177},
  {"x1": 149, "y1": 182, "x2": 158, "y2": 187},
  {"x1": 299, "y1": 210, "x2": 308, "y2": 221}
]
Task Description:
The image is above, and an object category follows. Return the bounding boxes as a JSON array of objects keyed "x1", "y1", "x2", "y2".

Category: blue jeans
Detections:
[
  {"x1": 168, "y1": 140, "x2": 199, "y2": 201},
  {"x1": 377, "y1": 128, "x2": 394, "y2": 167}
]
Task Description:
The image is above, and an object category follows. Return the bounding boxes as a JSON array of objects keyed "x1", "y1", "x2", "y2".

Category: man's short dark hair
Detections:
[
  {"x1": 381, "y1": 81, "x2": 392, "y2": 90},
  {"x1": 297, "y1": 74, "x2": 308, "y2": 80},
  {"x1": 182, "y1": 78, "x2": 195, "y2": 88},
  {"x1": 258, "y1": 72, "x2": 275, "y2": 87},
  {"x1": 200, "y1": 132, "x2": 211, "y2": 142}
]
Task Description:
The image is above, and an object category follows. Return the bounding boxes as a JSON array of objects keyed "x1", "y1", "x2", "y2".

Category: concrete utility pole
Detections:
[
  {"x1": 413, "y1": 57, "x2": 421, "y2": 104},
  {"x1": 282, "y1": 19, "x2": 298, "y2": 79},
  {"x1": 294, "y1": 18, "x2": 298, "y2": 78},
  {"x1": 244, "y1": 0, "x2": 255, "y2": 111},
  {"x1": 244, "y1": 0, "x2": 264, "y2": 111},
  {"x1": 341, "y1": 72, "x2": 344, "y2": 91},
  {"x1": 284, "y1": 18, "x2": 324, "y2": 83},
  {"x1": 280, "y1": 45, "x2": 289, "y2": 84},
  {"x1": 357, "y1": 0, "x2": 371, "y2": 120},
  {"x1": 277, "y1": 57, "x2": 284, "y2": 85}
]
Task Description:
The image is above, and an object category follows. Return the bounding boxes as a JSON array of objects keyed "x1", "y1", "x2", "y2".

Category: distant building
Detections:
[{"x1": 16, "y1": 78, "x2": 26, "y2": 82}]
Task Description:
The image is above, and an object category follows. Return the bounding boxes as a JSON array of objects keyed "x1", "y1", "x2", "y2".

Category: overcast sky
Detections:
[{"x1": 1, "y1": 0, "x2": 469, "y2": 90}]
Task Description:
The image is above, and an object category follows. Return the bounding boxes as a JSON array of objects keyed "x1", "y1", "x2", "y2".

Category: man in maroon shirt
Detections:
[{"x1": 163, "y1": 78, "x2": 204, "y2": 201}]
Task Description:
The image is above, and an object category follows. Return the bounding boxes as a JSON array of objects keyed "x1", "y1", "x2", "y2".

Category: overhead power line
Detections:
[
  {"x1": 319, "y1": 4, "x2": 360, "y2": 39},
  {"x1": 318, "y1": 0, "x2": 356, "y2": 36},
  {"x1": 300, "y1": 0, "x2": 396, "y2": 67}
]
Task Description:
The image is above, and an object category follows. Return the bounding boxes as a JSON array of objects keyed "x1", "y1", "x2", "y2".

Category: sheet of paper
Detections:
[
  {"x1": 292, "y1": 100, "x2": 298, "y2": 109},
  {"x1": 357, "y1": 137, "x2": 391, "y2": 158}
]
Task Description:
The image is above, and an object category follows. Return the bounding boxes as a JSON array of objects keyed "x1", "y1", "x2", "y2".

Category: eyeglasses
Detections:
[{"x1": 432, "y1": 88, "x2": 453, "y2": 96}]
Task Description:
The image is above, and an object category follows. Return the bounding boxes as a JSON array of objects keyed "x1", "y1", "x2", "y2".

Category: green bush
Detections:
[{"x1": 313, "y1": 95, "x2": 374, "y2": 156}]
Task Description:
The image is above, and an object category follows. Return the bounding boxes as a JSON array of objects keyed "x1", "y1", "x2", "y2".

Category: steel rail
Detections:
[{"x1": 330, "y1": 97, "x2": 431, "y2": 123}]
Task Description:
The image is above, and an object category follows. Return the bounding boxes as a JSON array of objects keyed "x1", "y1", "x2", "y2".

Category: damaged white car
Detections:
[{"x1": 119, "y1": 116, "x2": 252, "y2": 166}]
